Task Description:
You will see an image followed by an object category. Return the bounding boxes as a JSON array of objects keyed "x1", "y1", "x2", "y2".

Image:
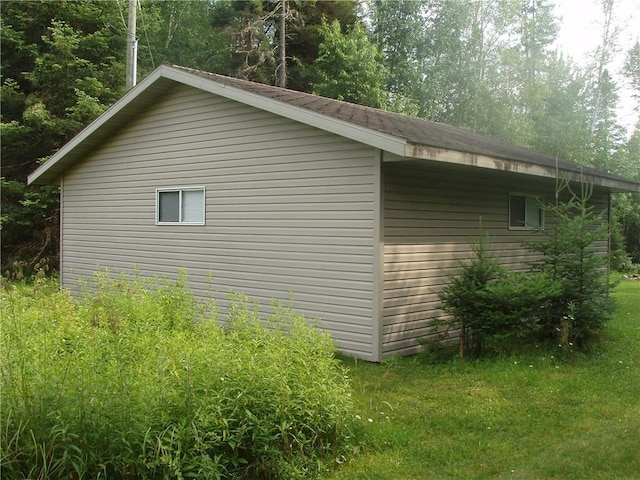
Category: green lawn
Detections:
[{"x1": 324, "y1": 280, "x2": 640, "y2": 480}]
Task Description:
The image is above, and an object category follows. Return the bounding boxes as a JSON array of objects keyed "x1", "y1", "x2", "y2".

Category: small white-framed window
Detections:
[
  {"x1": 156, "y1": 186, "x2": 205, "y2": 225},
  {"x1": 509, "y1": 193, "x2": 543, "y2": 230}
]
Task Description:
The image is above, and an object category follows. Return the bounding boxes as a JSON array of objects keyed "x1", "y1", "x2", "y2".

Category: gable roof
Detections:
[{"x1": 28, "y1": 64, "x2": 640, "y2": 192}]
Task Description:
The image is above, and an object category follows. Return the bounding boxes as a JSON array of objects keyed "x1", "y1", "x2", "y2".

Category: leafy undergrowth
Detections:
[
  {"x1": 324, "y1": 280, "x2": 640, "y2": 480},
  {"x1": 1, "y1": 272, "x2": 355, "y2": 479}
]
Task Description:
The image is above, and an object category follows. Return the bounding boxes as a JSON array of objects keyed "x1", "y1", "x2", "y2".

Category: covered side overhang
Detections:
[
  {"x1": 400, "y1": 144, "x2": 640, "y2": 193},
  {"x1": 28, "y1": 65, "x2": 640, "y2": 194}
]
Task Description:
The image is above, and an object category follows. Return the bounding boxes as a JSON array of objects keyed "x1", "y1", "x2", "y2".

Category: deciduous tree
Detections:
[{"x1": 311, "y1": 19, "x2": 388, "y2": 108}]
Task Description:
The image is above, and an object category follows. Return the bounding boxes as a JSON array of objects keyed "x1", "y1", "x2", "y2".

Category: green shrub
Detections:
[
  {"x1": 438, "y1": 233, "x2": 561, "y2": 357},
  {"x1": 1, "y1": 273, "x2": 355, "y2": 479},
  {"x1": 610, "y1": 208, "x2": 633, "y2": 271},
  {"x1": 474, "y1": 270, "x2": 562, "y2": 340},
  {"x1": 439, "y1": 183, "x2": 616, "y2": 358}
]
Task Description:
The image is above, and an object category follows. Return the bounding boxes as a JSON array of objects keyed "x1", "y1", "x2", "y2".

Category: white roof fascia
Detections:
[
  {"x1": 27, "y1": 68, "x2": 167, "y2": 185},
  {"x1": 161, "y1": 66, "x2": 408, "y2": 158},
  {"x1": 403, "y1": 143, "x2": 640, "y2": 193},
  {"x1": 403, "y1": 143, "x2": 562, "y2": 177}
]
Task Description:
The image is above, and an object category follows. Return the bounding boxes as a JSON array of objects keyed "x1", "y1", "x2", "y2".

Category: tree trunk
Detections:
[
  {"x1": 277, "y1": 0, "x2": 287, "y2": 87},
  {"x1": 459, "y1": 317, "x2": 466, "y2": 358}
]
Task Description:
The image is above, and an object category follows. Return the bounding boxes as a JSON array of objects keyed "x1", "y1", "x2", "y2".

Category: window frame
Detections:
[
  {"x1": 508, "y1": 192, "x2": 544, "y2": 231},
  {"x1": 155, "y1": 186, "x2": 206, "y2": 225}
]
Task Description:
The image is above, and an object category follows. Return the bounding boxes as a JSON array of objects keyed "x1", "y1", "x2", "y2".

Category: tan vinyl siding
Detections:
[
  {"x1": 382, "y1": 160, "x2": 610, "y2": 357},
  {"x1": 61, "y1": 84, "x2": 378, "y2": 360}
]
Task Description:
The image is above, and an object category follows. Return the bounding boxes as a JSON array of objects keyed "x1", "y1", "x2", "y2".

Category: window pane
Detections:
[
  {"x1": 158, "y1": 191, "x2": 180, "y2": 222},
  {"x1": 525, "y1": 197, "x2": 542, "y2": 228},
  {"x1": 510, "y1": 195, "x2": 526, "y2": 227},
  {"x1": 182, "y1": 189, "x2": 204, "y2": 223}
]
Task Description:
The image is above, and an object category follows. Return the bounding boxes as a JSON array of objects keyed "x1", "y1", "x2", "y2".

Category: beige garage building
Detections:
[{"x1": 29, "y1": 65, "x2": 640, "y2": 361}]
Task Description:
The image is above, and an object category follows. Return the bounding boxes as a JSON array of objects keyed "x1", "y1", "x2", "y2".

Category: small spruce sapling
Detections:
[
  {"x1": 526, "y1": 181, "x2": 615, "y2": 347},
  {"x1": 438, "y1": 225, "x2": 504, "y2": 358}
]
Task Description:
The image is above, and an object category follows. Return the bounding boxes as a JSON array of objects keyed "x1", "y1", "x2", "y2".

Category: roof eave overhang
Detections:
[
  {"x1": 402, "y1": 143, "x2": 640, "y2": 193},
  {"x1": 28, "y1": 68, "x2": 176, "y2": 185}
]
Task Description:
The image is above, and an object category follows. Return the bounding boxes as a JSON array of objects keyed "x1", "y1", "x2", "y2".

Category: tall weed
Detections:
[{"x1": 1, "y1": 273, "x2": 355, "y2": 479}]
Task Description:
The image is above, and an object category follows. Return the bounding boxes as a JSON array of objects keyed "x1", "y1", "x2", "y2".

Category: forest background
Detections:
[{"x1": 1, "y1": 0, "x2": 639, "y2": 277}]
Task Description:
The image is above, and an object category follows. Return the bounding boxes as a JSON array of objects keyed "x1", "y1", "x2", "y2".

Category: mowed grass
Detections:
[{"x1": 324, "y1": 280, "x2": 640, "y2": 480}]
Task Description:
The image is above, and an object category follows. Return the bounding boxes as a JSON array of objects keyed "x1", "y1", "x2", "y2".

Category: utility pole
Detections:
[
  {"x1": 126, "y1": 0, "x2": 138, "y2": 91},
  {"x1": 277, "y1": 0, "x2": 287, "y2": 88}
]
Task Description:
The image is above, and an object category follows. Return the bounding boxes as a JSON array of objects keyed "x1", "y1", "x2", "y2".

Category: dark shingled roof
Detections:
[
  {"x1": 173, "y1": 65, "x2": 634, "y2": 185},
  {"x1": 28, "y1": 64, "x2": 638, "y2": 190}
]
